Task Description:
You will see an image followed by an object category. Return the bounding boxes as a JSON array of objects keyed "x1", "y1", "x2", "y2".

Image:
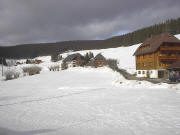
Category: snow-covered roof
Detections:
[
  {"x1": 94, "y1": 53, "x2": 106, "y2": 60},
  {"x1": 133, "y1": 32, "x2": 180, "y2": 56},
  {"x1": 63, "y1": 53, "x2": 83, "y2": 62}
]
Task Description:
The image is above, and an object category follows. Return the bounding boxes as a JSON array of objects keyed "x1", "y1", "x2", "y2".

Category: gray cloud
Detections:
[{"x1": 0, "y1": 0, "x2": 180, "y2": 46}]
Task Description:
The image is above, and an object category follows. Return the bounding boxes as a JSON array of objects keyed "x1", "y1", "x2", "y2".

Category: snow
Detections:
[
  {"x1": 61, "y1": 34, "x2": 180, "y2": 74},
  {"x1": 0, "y1": 67, "x2": 180, "y2": 135},
  {"x1": 0, "y1": 34, "x2": 180, "y2": 134},
  {"x1": 175, "y1": 34, "x2": 180, "y2": 39},
  {"x1": 0, "y1": 34, "x2": 179, "y2": 78},
  {"x1": 61, "y1": 44, "x2": 141, "y2": 74}
]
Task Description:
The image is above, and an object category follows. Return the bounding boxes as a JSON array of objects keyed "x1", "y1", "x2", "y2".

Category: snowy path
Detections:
[{"x1": 0, "y1": 68, "x2": 180, "y2": 135}]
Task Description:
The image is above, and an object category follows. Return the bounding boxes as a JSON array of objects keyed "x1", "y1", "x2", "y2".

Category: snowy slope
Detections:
[
  {"x1": 62, "y1": 34, "x2": 180, "y2": 74},
  {"x1": 0, "y1": 67, "x2": 180, "y2": 135},
  {"x1": 61, "y1": 44, "x2": 140, "y2": 74}
]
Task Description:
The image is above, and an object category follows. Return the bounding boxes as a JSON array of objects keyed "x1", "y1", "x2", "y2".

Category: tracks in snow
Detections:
[{"x1": 0, "y1": 87, "x2": 107, "y2": 107}]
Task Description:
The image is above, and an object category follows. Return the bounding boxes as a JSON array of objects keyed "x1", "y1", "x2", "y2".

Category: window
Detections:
[
  {"x1": 138, "y1": 71, "x2": 141, "y2": 74},
  {"x1": 149, "y1": 62, "x2": 152, "y2": 67},
  {"x1": 142, "y1": 71, "x2": 145, "y2": 74},
  {"x1": 143, "y1": 62, "x2": 146, "y2": 67},
  {"x1": 136, "y1": 63, "x2": 140, "y2": 67},
  {"x1": 149, "y1": 54, "x2": 152, "y2": 58},
  {"x1": 178, "y1": 52, "x2": 180, "y2": 56},
  {"x1": 168, "y1": 53, "x2": 172, "y2": 56}
]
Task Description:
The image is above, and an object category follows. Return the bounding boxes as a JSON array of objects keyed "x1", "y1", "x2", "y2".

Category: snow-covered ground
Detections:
[
  {"x1": 0, "y1": 67, "x2": 180, "y2": 135},
  {"x1": 175, "y1": 34, "x2": 180, "y2": 39},
  {"x1": 0, "y1": 34, "x2": 180, "y2": 135}
]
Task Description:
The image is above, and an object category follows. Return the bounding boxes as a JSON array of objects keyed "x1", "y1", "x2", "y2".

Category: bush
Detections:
[
  {"x1": 5, "y1": 70, "x2": 20, "y2": 80},
  {"x1": 0, "y1": 58, "x2": 7, "y2": 66},
  {"x1": 86, "y1": 60, "x2": 95, "y2": 67},
  {"x1": 107, "y1": 59, "x2": 118, "y2": 71},
  {"x1": 84, "y1": 52, "x2": 93, "y2": 63},
  {"x1": 22, "y1": 66, "x2": 42, "y2": 76},
  {"x1": 51, "y1": 53, "x2": 62, "y2": 62},
  {"x1": 14, "y1": 72, "x2": 20, "y2": 78},
  {"x1": 61, "y1": 62, "x2": 68, "y2": 70}
]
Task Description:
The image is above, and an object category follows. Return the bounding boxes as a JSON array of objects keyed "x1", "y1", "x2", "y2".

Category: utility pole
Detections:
[{"x1": 1, "y1": 57, "x2": 3, "y2": 76}]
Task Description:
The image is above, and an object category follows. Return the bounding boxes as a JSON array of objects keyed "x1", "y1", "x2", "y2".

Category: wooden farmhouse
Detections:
[
  {"x1": 133, "y1": 32, "x2": 180, "y2": 78},
  {"x1": 94, "y1": 53, "x2": 107, "y2": 67},
  {"x1": 63, "y1": 53, "x2": 85, "y2": 68}
]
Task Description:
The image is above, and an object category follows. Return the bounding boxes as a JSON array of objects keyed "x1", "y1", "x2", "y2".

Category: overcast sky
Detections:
[{"x1": 0, "y1": 0, "x2": 180, "y2": 46}]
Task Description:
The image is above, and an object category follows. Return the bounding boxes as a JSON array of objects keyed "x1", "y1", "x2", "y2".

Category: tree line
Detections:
[
  {"x1": 106, "y1": 17, "x2": 180, "y2": 46},
  {"x1": 0, "y1": 17, "x2": 180, "y2": 58}
]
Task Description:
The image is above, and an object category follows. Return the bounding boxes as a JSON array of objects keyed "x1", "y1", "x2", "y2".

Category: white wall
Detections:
[
  {"x1": 67, "y1": 62, "x2": 74, "y2": 68},
  {"x1": 136, "y1": 70, "x2": 165, "y2": 79},
  {"x1": 149, "y1": 70, "x2": 158, "y2": 78},
  {"x1": 136, "y1": 70, "x2": 147, "y2": 78},
  {"x1": 67, "y1": 61, "x2": 77, "y2": 68}
]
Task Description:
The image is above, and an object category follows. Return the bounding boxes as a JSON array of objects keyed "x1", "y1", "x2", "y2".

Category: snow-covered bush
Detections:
[
  {"x1": 49, "y1": 65, "x2": 60, "y2": 71},
  {"x1": 22, "y1": 66, "x2": 42, "y2": 76},
  {"x1": 4, "y1": 70, "x2": 20, "y2": 80}
]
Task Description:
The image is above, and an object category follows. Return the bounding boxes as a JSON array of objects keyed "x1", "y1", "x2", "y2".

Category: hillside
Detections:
[
  {"x1": 0, "y1": 18, "x2": 180, "y2": 58},
  {"x1": 61, "y1": 34, "x2": 180, "y2": 74},
  {"x1": 1, "y1": 34, "x2": 180, "y2": 78}
]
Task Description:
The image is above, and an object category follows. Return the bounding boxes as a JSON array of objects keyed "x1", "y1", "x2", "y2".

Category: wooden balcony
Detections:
[
  {"x1": 159, "y1": 55, "x2": 180, "y2": 60},
  {"x1": 160, "y1": 46, "x2": 180, "y2": 51}
]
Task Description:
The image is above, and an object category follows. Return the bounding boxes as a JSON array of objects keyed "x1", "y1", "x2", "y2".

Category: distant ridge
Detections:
[{"x1": 0, "y1": 17, "x2": 180, "y2": 58}]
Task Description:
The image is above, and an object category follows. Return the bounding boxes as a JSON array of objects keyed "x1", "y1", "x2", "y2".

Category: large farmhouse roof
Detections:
[
  {"x1": 63, "y1": 53, "x2": 83, "y2": 62},
  {"x1": 133, "y1": 32, "x2": 180, "y2": 56}
]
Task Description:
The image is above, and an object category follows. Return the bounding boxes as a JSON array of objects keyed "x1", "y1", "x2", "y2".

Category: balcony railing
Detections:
[
  {"x1": 159, "y1": 55, "x2": 180, "y2": 60},
  {"x1": 160, "y1": 46, "x2": 180, "y2": 51}
]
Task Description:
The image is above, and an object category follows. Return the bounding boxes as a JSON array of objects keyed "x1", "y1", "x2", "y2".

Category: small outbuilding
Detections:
[{"x1": 94, "y1": 53, "x2": 107, "y2": 67}]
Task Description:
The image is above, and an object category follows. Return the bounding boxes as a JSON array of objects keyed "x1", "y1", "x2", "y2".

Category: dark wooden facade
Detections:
[
  {"x1": 63, "y1": 53, "x2": 85, "y2": 67},
  {"x1": 94, "y1": 54, "x2": 107, "y2": 67},
  {"x1": 134, "y1": 33, "x2": 180, "y2": 71}
]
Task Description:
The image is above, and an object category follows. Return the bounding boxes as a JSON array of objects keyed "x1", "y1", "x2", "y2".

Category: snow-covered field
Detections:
[
  {"x1": 0, "y1": 34, "x2": 180, "y2": 135},
  {"x1": 61, "y1": 43, "x2": 140, "y2": 74},
  {"x1": 0, "y1": 67, "x2": 180, "y2": 135}
]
